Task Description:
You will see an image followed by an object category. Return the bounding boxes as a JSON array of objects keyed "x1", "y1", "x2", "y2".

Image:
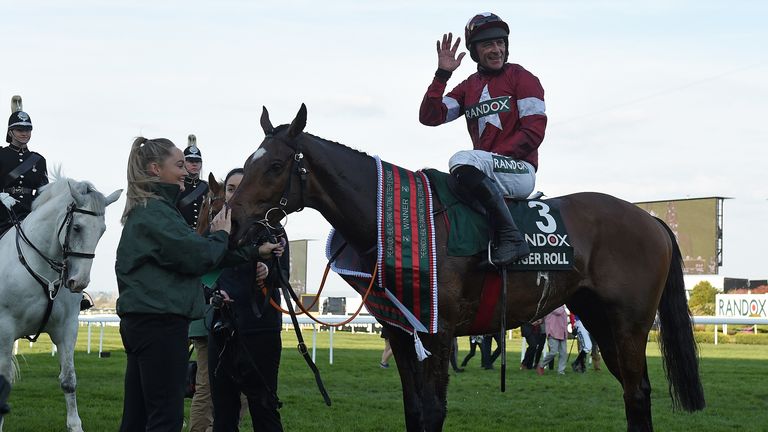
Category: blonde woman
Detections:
[{"x1": 115, "y1": 137, "x2": 231, "y2": 432}]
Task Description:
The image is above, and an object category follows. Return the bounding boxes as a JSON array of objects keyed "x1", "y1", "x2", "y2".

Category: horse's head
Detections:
[
  {"x1": 61, "y1": 181, "x2": 122, "y2": 292},
  {"x1": 197, "y1": 173, "x2": 226, "y2": 235},
  {"x1": 31, "y1": 178, "x2": 122, "y2": 292},
  {"x1": 230, "y1": 104, "x2": 310, "y2": 245}
]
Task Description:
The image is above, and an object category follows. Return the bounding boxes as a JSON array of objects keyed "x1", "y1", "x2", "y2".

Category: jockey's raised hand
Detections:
[{"x1": 436, "y1": 32, "x2": 465, "y2": 72}]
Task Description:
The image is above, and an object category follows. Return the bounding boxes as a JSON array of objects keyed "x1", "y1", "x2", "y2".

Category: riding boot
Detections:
[
  {"x1": 452, "y1": 166, "x2": 529, "y2": 266},
  {"x1": 474, "y1": 177, "x2": 529, "y2": 266},
  {"x1": 571, "y1": 351, "x2": 587, "y2": 373}
]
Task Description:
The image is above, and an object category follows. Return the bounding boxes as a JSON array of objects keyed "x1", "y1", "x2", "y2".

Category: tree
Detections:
[{"x1": 688, "y1": 281, "x2": 718, "y2": 315}]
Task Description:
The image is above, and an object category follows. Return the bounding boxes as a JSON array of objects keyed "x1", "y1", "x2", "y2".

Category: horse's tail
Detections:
[
  {"x1": 655, "y1": 218, "x2": 705, "y2": 412},
  {"x1": 9, "y1": 355, "x2": 20, "y2": 384}
]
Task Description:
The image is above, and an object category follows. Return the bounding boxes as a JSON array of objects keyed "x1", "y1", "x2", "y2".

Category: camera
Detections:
[{"x1": 210, "y1": 289, "x2": 234, "y2": 336}]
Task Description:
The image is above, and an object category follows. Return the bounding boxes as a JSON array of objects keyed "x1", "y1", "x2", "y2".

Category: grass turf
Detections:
[{"x1": 3, "y1": 327, "x2": 768, "y2": 431}]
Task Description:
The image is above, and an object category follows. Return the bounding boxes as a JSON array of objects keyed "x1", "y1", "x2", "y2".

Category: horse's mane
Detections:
[
  {"x1": 32, "y1": 167, "x2": 107, "y2": 214},
  {"x1": 307, "y1": 132, "x2": 371, "y2": 158},
  {"x1": 272, "y1": 124, "x2": 371, "y2": 158}
]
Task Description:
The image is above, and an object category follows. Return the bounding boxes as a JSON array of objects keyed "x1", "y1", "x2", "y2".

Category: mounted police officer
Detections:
[
  {"x1": 0, "y1": 95, "x2": 49, "y2": 235},
  {"x1": 177, "y1": 134, "x2": 208, "y2": 230},
  {"x1": 419, "y1": 12, "x2": 547, "y2": 266}
]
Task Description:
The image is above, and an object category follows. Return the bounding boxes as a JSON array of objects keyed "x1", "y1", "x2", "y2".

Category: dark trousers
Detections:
[
  {"x1": 481, "y1": 333, "x2": 502, "y2": 368},
  {"x1": 522, "y1": 332, "x2": 546, "y2": 369},
  {"x1": 119, "y1": 314, "x2": 189, "y2": 432},
  {"x1": 461, "y1": 338, "x2": 482, "y2": 367},
  {"x1": 209, "y1": 331, "x2": 283, "y2": 432}
]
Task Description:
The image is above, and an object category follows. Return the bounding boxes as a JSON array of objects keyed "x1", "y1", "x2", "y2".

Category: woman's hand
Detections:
[
  {"x1": 210, "y1": 206, "x2": 232, "y2": 234},
  {"x1": 255, "y1": 262, "x2": 269, "y2": 282},
  {"x1": 258, "y1": 238, "x2": 286, "y2": 259}
]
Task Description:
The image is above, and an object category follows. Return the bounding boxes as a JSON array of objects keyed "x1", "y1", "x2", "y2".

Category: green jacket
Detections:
[{"x1": 115, "y1": 183, "x2": 230, "y2": 319}]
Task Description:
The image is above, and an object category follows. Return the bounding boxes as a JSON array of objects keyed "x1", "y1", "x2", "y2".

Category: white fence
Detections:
[
  {"x1": 74, "y1": 314, "x2": 379, "y2": 363},
  {"x1": 14, "y1": 314, "x2": 763, "y2": 359},
  {"x1": 692, "y1": 316, "x2": 768, "y2": 345}
]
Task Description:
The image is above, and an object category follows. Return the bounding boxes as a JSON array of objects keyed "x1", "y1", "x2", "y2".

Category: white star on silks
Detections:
[{"x1": 477, "y1": 84, "x2": 503, "y2": 137}]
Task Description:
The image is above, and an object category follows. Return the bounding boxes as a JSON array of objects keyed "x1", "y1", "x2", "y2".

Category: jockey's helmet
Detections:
[
  {"x1": 7, "y1": 95, "x2": 32, "y2": 143},
  {"x1": 464, "y1": 12, "x2": 510, "y2": 63},
  {"x1": 184, "y1": 134, "x2": 202, "y2": 161}
]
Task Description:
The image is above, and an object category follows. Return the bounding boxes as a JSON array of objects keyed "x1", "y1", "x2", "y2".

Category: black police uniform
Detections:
[
  {"x1": 0, "y1": 109, "x2": 48, "y2": 234},
  {"x1": 177, "y1": 175, "x2": 208, "y2": 230},
  {"x1": 177, "y1": 143, "x2": 208, "y2": 230}
]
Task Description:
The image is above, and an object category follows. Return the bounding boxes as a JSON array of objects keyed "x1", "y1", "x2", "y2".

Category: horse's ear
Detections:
[
  {"x1": 208, "y1": 173, "x2": 222, "y2": 194},
  {"x1": 260, "y1": 106, "x2": 274, "y2": 136},
  {"x1": 68, "y1": 182, "x2": 87, "y2": 207},
  {"x1": 287, "y1": 103, "x2": 307, "y2": 138},
  {"x1": 104, "y1": 189, "x2": 123, "y2": 206}
]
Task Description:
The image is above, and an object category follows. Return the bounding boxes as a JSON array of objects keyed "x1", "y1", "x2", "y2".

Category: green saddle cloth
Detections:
[{"x1": 423, "y1": 169, "x2": 488, "y2": 256}]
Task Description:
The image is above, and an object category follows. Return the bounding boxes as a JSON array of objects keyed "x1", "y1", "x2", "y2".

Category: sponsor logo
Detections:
[
  {"x1": 464, "y1": 96, "x2": 511, "y2": 120},
  {"x1": 492, "y1": 155, "x2": 529, "y2": 174},
  {"x1": 524, "y1": 233, "x2": 570, "y2": 247},
  {"x1": 717, "y1": 294, "x2": 767, "y2": 318}
]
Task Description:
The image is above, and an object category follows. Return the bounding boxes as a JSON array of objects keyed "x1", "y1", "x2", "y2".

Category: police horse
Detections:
[
  {"x1": 0, "y1": 175, "x2": 121, "y2": 432},
  {"x1": 229, "y1": 105, "x2": 705, "y2": 432}
]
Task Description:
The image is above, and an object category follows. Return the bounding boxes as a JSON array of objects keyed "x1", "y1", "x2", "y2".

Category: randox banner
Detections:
[{"x1": 716, "y1": 294, "x2": 768, "y2": 318}]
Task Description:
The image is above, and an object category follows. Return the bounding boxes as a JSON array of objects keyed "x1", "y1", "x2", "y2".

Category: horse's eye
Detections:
[
  {"x1": 270, "y1": 162, "x2": 283, "y2": 172},
  {"x1": 72, "y1": 224, "x2": 82, "y2": 233}
]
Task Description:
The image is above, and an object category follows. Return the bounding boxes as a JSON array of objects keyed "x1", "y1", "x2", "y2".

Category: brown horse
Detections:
[
  {"x1": 196, "y1": 173, "x2": 225, "y2": 235},
  {"x1": 229, "y1": 105, "x2": 705, "y2": 432}
]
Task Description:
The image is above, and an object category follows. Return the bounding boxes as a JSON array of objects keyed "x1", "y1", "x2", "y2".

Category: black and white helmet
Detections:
[
  {"x1": 7, "y1": 95, "x2": 32, "y2": 143},
  {"x1": 184, "y1": 134, "x2": 202, "y2": 160}
]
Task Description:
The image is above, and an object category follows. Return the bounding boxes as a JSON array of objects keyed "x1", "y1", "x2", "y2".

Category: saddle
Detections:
[{"x1": 423, "y1": 169, "x2": 573, "y2": 270}]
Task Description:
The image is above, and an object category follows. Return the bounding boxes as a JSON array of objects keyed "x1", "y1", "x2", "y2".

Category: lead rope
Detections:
[{"x1": 273, "y1": 255, "x2": 332, "y2": 406}]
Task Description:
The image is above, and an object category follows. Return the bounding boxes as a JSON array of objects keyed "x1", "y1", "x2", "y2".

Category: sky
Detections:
[{"x1": 1, "y1": 0, "x2": 766, "y2": 299}]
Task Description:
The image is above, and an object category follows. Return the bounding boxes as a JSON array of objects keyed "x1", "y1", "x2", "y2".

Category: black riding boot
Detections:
[
  {"x1": 571, "y1": 351, "x2": 587, "y2": 373},
  {"x1": 452, "y1": 165, "x2": 530, "y2": 266}
]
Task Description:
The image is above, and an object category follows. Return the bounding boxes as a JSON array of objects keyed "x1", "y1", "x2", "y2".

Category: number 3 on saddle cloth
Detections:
[{"x1": 325, "y1": 158, "x2": 573, "y2": 337}]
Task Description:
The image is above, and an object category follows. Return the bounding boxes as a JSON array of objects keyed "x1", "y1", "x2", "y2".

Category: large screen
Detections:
[
  {"x1": 288, "y1": 239, "x2": 308, "y2": 296},
  {"x1": 634, "y1": 197, "x2": 724, "y2": 275}
]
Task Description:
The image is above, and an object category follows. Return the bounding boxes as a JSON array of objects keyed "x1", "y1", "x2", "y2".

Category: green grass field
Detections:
[{"x1": 4, "y1": 327, "x2": 767, "y2": 431}]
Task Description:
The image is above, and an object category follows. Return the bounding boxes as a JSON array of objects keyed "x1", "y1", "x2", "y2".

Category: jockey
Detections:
[
  {"x1": 0, "y1": 95, "x2": 49, "y2": 235},
  {"x1": 419, "y1": 12, "x2": 547, "y2": 266},
  {"x1": 177, "y1": 134, "x2": 209, "y2": 230}
]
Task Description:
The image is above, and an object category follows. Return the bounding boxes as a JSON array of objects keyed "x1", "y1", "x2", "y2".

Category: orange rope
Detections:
[
  {"x1": 268, "y1": 263, "x2": 379, "y2": 328},
  {"x1": 263, "y1": 261, "x2": 333, "y2": 315}
]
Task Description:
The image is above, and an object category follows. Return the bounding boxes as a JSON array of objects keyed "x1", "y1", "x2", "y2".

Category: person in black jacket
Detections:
[
  {"x1": 208, "y1": 168, "x2": 286, "y2": 432},
  {"x1": 177, "y1": 134, "x2": 208, "y2": 230},
  {"x1": 0, "y1": 95, "x2": 48, "y2": 235}
]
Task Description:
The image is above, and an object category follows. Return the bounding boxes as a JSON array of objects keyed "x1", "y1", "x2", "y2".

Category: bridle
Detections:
[
  {"x1": 264, "y1": 130, "x2": 308, "y2": 217},
  {"x1": 12, "y1": 202, "x2": 103, "y2": 342},
  {"x1": 203, "y1": 193, "x2": 226, "y2": 227}
]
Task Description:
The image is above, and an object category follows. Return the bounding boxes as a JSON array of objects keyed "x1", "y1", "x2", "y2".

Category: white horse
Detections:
[{"x1": 0, "y1": 176, "x2": 121, "y2": 432}]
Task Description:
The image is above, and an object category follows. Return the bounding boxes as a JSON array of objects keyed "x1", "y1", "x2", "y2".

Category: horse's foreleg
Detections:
[
  {"x1": 0, "y1": 330, "x2": 15, "y2": 432},
  {"x1": 389, "y1": 328, "x2": 451, "y2": 432},
  {"x1": 50, "y1": 321, "x2": 83, "y2": 432},
  {"x1": 389, "y1": 330, "x2": 425, "y2": 431}
]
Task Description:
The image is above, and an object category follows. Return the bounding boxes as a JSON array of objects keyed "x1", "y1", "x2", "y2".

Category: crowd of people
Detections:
[
  {"x1": 380, "y1": 305, "x2": 601, "y2": 377},
  {"x1": 115, "y1": 137, "x2": 287, "y2": 432}
]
